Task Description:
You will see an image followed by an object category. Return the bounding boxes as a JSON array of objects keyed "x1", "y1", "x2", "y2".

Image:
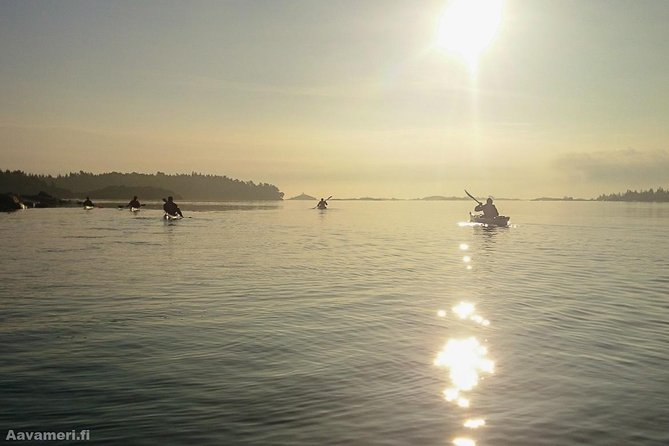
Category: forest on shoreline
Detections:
[
  {"x1": 1, "y1": 170, "x2": 284, "y2": 201},
  {"x1": 2, "y1": 169, "x2": 668, "y2": 203},
  {"x1": 596, "y1": 188, "x2": 669, "y2": 202}
]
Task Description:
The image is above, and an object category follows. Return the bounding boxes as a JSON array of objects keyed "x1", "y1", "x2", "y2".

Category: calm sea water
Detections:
[{"x1": 1, "y1": 200, "x2": 668, "y2": 445}]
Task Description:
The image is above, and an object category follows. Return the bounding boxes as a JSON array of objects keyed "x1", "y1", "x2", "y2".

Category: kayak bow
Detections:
[{"x1": 469, "y1": 213, "x2": 510, "y2": 227}]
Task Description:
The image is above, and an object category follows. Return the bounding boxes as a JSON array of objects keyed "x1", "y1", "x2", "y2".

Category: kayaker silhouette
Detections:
[
  {"x1": 316, "y1": 198, "x2": 328, "y2": 209},
  {"x1": 474, "y1": 197, "x2": 499, "y2": 218},
  {"x1": 126, "y1": 196, "x2": 141, "y2": 208},
  {"x1": 163, "y1": 196, "x2": 183, "y2": 217},
  {"x1": 83, "y1": 197, "x2": 94, "y2": 207}
]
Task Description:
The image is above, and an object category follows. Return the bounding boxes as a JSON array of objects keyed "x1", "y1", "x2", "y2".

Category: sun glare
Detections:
[{"x1": 436, "y1": 0, "x2": 504, "y2": 73}]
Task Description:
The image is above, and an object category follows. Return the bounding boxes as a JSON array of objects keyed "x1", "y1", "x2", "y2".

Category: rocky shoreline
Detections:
[{"x1": 1, "y1": 191, "x2": 77, "y2": 212}]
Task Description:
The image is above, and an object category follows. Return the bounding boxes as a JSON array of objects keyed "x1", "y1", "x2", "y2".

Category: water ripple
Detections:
[{"x1": 1, "y1": 202, "x2": 668, "y2": 445}]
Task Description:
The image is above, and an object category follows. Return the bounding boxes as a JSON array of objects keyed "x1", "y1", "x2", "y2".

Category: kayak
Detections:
[
  {"x1": 316, "y1": 206, "x2": 327, "y2": 210},
  {"x1": 163, "y1": 213, "x2": 182, "y2": 220},
  {"x1": 130, "y1": 207, "x2": 140, "y2": 212},
  {"x1": 84, "y1": 206, "x2": 94, "y2": 210},
  {"x1": 469, "y1": 213, "x2": 510, "y2": 227}
]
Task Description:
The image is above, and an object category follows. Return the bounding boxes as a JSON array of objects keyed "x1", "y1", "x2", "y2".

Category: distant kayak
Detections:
[
  {"x1": 314, "y1": 196, "x2": 331, "y2": 210},
  {"x1": 84, "y1": 206, "x2": 94, "y2": 210},
  {"x1": 469, "y1": 213, "x2": 510, "y2": 227},
  {"x1": 163, "y1": 213, "x2": 182, "y2": 221},
  {"x1": 130, "y1": 207, "x2": 140, "y2": 212}
]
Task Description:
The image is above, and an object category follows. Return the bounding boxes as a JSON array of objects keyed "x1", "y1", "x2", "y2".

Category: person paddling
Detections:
[
  {"x1": 163, "y1": 196, "x2": 183, "y2": 217},
  {"x1": 316, "y1": 197, "x2": 328, "y2": 209},
  {"x1": 474, "y1": 197, "x2": 499, "y2": 218},
  {"x1": 126, "y1": 196, "x2": 141, "y2": 209},
  {"x1": 83, "y1": 197, "x2": 94, "y2": 208}
]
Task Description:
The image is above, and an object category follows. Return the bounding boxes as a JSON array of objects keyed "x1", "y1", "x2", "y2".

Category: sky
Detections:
[{"x1": 1, "y1": 0, "x2": 668, "y2": 199}]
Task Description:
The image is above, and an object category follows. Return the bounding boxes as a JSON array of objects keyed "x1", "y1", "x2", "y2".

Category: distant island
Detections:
[
  {"x1": 596, "y1": 187, "x2": 669, "y2": 202},
  {"x1": 532, "y1": 196, "x2": 591, "y2": 201},
  {"x1": 421, "y1": 195, "x2": 469, "y2": 201},
  {"x1": 4, "y1": 168, "x2": 667, "y2": 212},
  {"x1": 531, "y1": 188, "x2": 669, "y2": 202},
  {"x1": 288, "y1": 193, "x2": 316, "y2": 200},
  {"x1": 1, "y1": 170, "x2": 284, "y2": 202}
]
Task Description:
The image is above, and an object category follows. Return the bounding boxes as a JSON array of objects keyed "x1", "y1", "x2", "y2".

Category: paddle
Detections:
[
  {"x1": 313, "y1": 196, "x2": 332, "y2": 209},
  {"x1": 464, "y1": 190, "x2": 482, "y2": 205}
]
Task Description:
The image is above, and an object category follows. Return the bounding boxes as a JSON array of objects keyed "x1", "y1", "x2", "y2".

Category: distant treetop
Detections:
[
  {"x1": 1, "y1": 169, "x2": 284, "y2": 201},
  {"x1": 596, "y1": 187, "x2": 669, "y2": 202}
]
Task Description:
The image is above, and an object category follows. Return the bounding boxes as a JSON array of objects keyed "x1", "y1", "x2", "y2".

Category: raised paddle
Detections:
[{"x1": 464, "y1": 190, "x2": 482, "y2": 205}]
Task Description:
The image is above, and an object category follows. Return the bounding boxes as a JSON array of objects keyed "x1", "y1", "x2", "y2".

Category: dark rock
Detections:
[
  {"x1": 0, "y1": 193, "x2": 25, "y2": 212},
  {"x1": 21, "y1": 191, "x2": 71, "y2": 208}
]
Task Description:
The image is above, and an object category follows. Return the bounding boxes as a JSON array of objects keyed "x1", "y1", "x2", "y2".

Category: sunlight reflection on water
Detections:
[
  {"x1": 435, "y1": 301, "x2": 494, "y2": 445},
  {"x1": 436, "y1": 240, "x2": 496, "y2": 446},
  {"x1": 453, "y1": 437, "x2": 476, "y2": 446},
  {"x1": 464, "y1": 418, "x2": 486, "y2": 428},
  {"x1": 3, "y1": 202, "x2": 669, "y2": 445},
  {"x1": 435, "y1": 335, "x2": 494, "y2": 393}
]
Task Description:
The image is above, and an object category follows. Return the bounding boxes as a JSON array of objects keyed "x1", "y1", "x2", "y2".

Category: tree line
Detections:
[
  {"x1": 1, "y1": 170, "x2": 284, "y2": 201},
  {"x1": 596, "y1": 187, "x2": 669, "y2": 202}
]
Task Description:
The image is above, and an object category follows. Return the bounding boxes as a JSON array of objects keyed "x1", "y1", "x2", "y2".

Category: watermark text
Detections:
[{"x1": 5, "y1": 429, "x2": 90, "y2": 441}]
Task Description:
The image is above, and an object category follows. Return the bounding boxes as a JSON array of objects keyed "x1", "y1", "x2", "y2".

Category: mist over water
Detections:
[{"x1": 1, "y1": 201, "x2": 668, "y2": 445}]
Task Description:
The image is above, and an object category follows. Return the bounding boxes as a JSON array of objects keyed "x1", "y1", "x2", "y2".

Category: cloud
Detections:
[{"x1": 554, "y1": 149, "x2": 669, "y2": 184}]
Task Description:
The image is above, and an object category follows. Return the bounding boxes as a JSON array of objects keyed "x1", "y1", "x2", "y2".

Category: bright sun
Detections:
[{"x1": 436, "y1": 0, "x2": 504, "y2": 73}]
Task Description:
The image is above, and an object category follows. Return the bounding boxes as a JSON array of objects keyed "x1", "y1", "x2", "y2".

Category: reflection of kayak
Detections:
[
  {"x1": 470, "y1": 213, "x2": 510, "y2": 227},
  {"x1": 130, "y1": 207, "x2": 140, "y2": 212},
  {"x1": 163, "y1": 213, "x2": 182, "y2": 220},
  {"x1": 84, "y1": 206, "x2": 94, "y2": 210}
]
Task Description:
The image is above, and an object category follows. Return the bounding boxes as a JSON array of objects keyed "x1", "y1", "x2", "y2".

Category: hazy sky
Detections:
[{"x1": 1, "y1": 0, "x2": 668, "y2": 198}]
